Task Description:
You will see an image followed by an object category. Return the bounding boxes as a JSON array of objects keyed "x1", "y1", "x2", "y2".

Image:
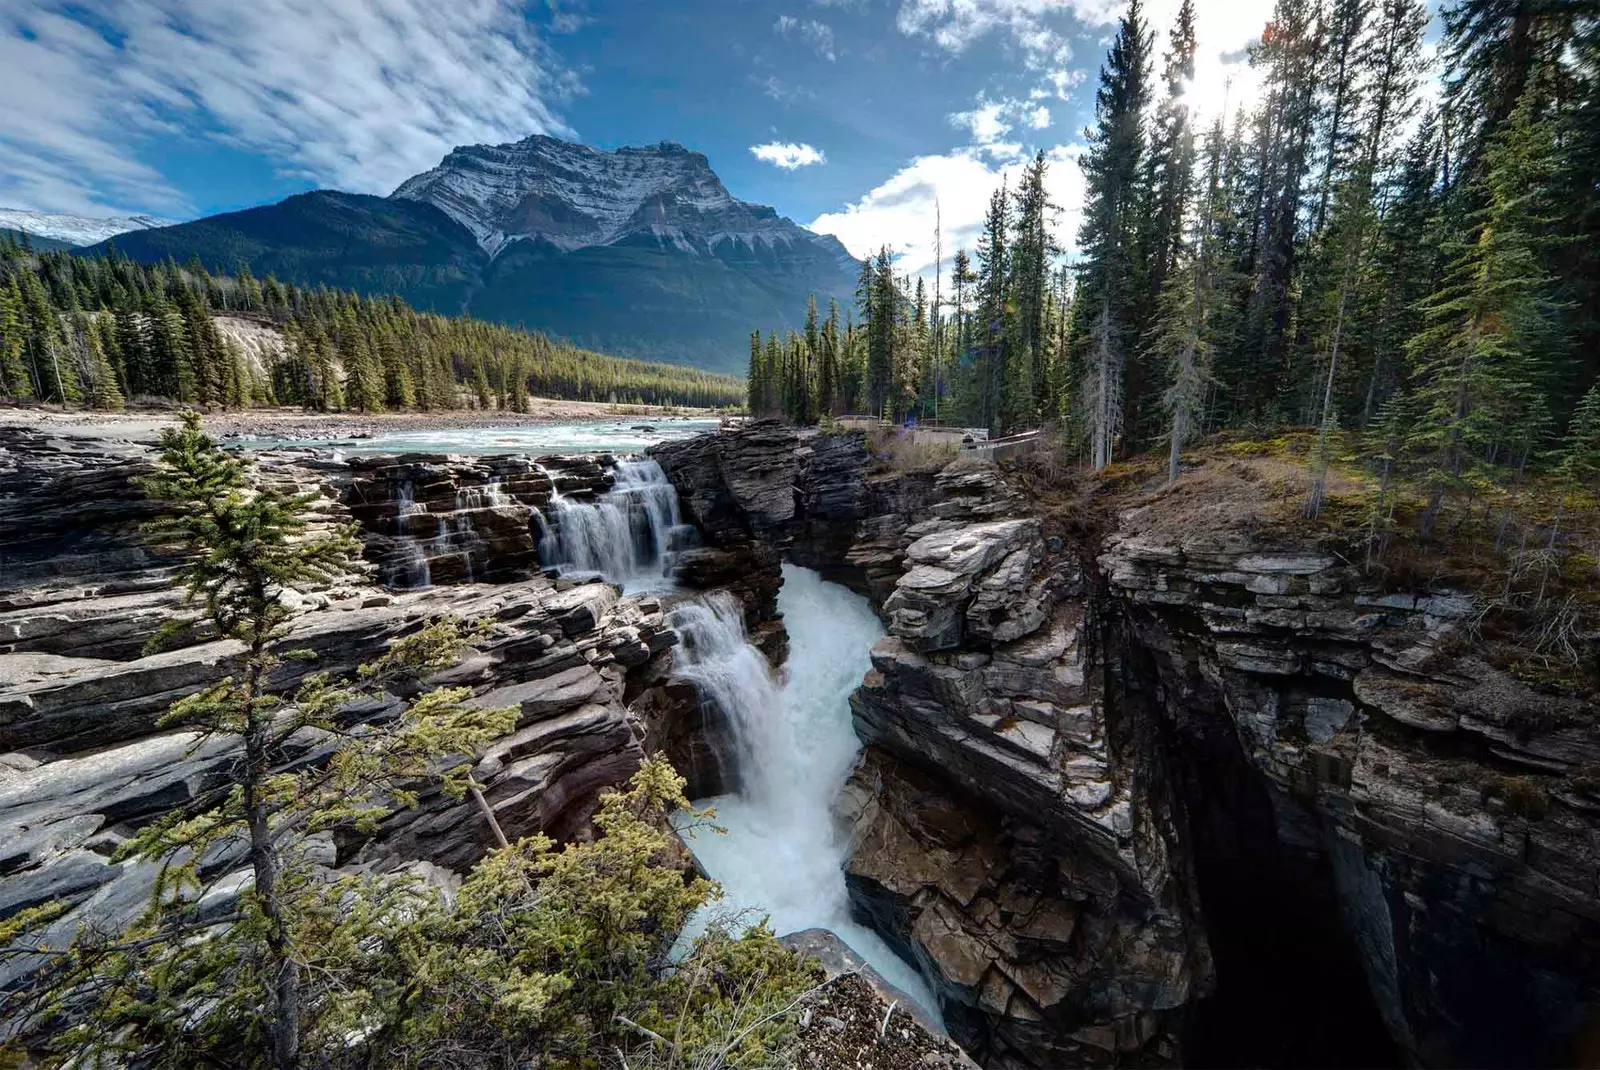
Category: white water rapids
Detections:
[{"x1": 670, "y1": 564, "x2": 938, "y2": 1017}]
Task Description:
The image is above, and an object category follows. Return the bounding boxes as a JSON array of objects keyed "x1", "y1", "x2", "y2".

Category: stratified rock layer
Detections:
[
  {"x1": 653, "y1": 423, "x2": 1600, "y2": 1070},
  {"x1": 0, "y1": 430, "x2": 700, "y2": 1004}
]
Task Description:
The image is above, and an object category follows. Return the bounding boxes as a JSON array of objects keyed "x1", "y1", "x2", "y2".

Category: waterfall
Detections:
[
  {"x1": 384, "y1": 478, "x2": 513, "y2": 589},
  {"x1": 668, "y1": 592, "x2": 783, "y2": 797},
  {"x1": 384, "y1": 481, "x2": 432, "y2": 589},
  {"x1": 670, "y1": 564, "x2": 939, "y2": 1019},
  {"x1": 541, "y1": 458, "x2": 694, "y2": 591},
  {"x1": 457, "y1": 478, "x2": 507, "y2": 511}
]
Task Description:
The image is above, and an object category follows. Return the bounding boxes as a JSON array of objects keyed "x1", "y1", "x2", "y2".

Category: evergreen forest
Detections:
[
  {"x1": 0, "y1": 241, "x2": 745, "y2": 412},
  {"x1": 747, "y1": 0, "x2": 1600, "y2": 501}
]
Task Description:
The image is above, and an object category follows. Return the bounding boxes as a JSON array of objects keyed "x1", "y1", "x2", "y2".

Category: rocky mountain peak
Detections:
[{"x1": 391, "y1": 134, "x2": 824, "y2": 261}]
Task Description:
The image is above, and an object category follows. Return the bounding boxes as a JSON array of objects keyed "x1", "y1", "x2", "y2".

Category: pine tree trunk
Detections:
[{"x1": 241, "y1": 625, "x2": 300, "y2": 1070}]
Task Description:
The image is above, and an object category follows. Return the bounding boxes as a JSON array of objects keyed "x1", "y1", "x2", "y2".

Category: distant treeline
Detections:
[{"x1": 0, "y1": 238, "x2": 744, "y2": 411}]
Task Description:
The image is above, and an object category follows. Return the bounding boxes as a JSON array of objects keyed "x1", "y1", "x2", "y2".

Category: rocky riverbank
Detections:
[
  {"x1": 0, "y1": 426, "x2": 692, "y2": 988},
  {"x1": 0, "y1": 401, "x2": 718, "y2": 445}
]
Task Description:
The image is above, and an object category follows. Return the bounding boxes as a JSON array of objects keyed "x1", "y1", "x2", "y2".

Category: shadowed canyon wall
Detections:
[{"x1": 651, "y1": 421, "x2": 1600, "y2": 1070}]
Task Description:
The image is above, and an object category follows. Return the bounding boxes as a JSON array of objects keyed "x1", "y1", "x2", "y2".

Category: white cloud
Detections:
[
  {"x1": 0, "y1": 0, "x2": 575, "y2": 216},
  {"x1": 900, "y1": 0, "x2": 1279, "y2": 125},
  {"x1": 895, "y1": 0, "x2": 1102, "y2": 68},
  {"x1": 774, "y1": 14, "x2": 837, "y2": 61},
  {"x1": 949, "y1": 94, "x2": 1050, "y2": 146},
  {"x1": 950, "y1": 100, "x2": 1012, "y2": 144},
  {"x1": 809, "y1": 144, "x2": 1086, "y2": 280},
  {"x1": 750, "y1": 141, "x2": 827, "y2": 169}
]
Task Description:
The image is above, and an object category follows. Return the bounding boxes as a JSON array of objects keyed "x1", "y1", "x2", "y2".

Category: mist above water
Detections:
[{"x1": 671, "y1": 564, "x2": 938, "y2": 1018}]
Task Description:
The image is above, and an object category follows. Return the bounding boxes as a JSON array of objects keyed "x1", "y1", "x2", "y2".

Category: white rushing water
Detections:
[
  {"x1": 384, "y1": 478, "x2": 513, "y2": 589},
  {"x1": 671, "y1": 564, "x2": 939, "y2": 1019},
  {"x1": 235, "y1": 418, "x2": 719, "y2": 456},
  {"x1": 385, "y1": 481, "x2": 432, "y2": 588},
  {"x1": 541, "y1": 458, "x2": 694, "y2": 592}
]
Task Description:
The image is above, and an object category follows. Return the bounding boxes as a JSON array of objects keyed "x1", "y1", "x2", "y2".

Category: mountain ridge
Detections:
[
  {"x1": 0, "y1": 207, "x2": 172, "y2": 247},
  {"x1": 84, "y1": 135, "x2": 856, "y2": 373}
]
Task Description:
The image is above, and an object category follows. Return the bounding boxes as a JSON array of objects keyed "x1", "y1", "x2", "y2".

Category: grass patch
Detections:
[{"x1": 865, "y1": 426, "x2": 960, "y2": 474}]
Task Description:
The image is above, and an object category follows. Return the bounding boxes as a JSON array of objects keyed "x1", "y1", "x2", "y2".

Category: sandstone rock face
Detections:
[
  {"x1": 650, "y1": 421, "x2": 799, "y2": 630},
  {"x1": 845, "y1": 511, "x2": 1197, "y2": 1066},
  {"x1": 836, "y1": 749, "x2": 1197, "y2": 1067},
  {"x1": 0, "y1": 429, "x2": 356, "y2": 662},
  {"x1": 0, "y1": 575, "x2": 678, "y2": 926},
  {"x1": 341, "y1": 452, "x2": 627, "y2": 587}
]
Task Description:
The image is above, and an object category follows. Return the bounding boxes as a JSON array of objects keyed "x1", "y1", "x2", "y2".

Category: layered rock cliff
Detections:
[
  {"x1": 650, "y1": 422, "x2": 1600, "y2": 1069},
  {"x1": 0, "y1": 429, "x2": 690, "y2": 994}
]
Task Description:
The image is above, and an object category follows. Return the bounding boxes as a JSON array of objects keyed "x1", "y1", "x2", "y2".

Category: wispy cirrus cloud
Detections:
[
  {"x1": 750, "y1": 141, "x2": 827, "y2": 169},
  {"x1": 0, "y1": 0, "x2": 577, "y2": 216},
  {"x1": 774, "y1": 14, "x2": 837, "y2": 61}
]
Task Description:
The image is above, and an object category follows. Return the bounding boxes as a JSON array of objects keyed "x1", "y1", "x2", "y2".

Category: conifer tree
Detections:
[
  {"x1": 1405, "y1": 73, "x2": 1566, "y2": 535},
  {"x1": 1144, "y1": 0, "x2": 1197, "y2": 310},
  {"x1": 976, "y1": 186, "x2": 1010, "y2": 433},
  {"x1": 342, "y1": 332, "x2": 384, "y2": 413},
  {"x1": 1240, "y1": 0, "x2": 1321, "y2": 419},
  {"x1": 866, "y1": 247, "x2": 896, "y2": 418},
  {"x1": 21, "y1": 271, "x2": 77, "y2": 403},
  {"x1": 1076, "y1": 0, "x2": 1150, "y2": 464},
  {"x1": 746, "y1": 330, "x2": 764, "y2": 414},
  {"x1": 765, "y1": 331, "x2": 782, "y2": 417},
  {"x1": 1010, "y1": 151, "x2": 1056, "y2": 426},
  {"x1": 819, "y1": 299, "x2": 841, "y2": 417},
  {"x1": 83, "y1": 314, "x2": 124, "y2": 410},
  {"x1": 1153, "y1": 108, "x2": 1223, "y2": 484},
  {"x1": 133, "y1": 413, "x2": 364, "y2": 1066},
  {"x1": 0, "y1": 277, "x2": 32, "y2": 398},
  {"x1": 1557, "y1": 381, "x2": 1600, "y2": 490}
]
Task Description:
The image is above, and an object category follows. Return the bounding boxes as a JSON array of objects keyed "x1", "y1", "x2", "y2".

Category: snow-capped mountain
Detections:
[
  {"x1": 0, "y1": 208, "x2": 171, "y2": 247},
  {"x1": 83, "y1": 135, "x2": 859, "y2": 373},
  {"x1": 392, "y1": 136, "x2": 845, "y2": 264}
]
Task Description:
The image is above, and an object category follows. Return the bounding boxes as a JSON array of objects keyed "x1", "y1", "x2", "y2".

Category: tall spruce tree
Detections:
[
  {"x1": 1405, "y1": 72, "x2": 1567, "y2": 534},
  {"x1": 1076, "y1": 0, "x2": 1151, "y2": 465},
  {"x1": 976, "y1": 185, "x2": 1011, "y2": 433}
]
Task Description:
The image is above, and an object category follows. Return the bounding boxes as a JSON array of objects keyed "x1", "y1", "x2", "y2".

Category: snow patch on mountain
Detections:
[
  {"x1": 391, "y1": 135, "x2": 846, "y2": 263},
  {"x1": 0, "y1": 208, "x2": 172, "y2": 247}
]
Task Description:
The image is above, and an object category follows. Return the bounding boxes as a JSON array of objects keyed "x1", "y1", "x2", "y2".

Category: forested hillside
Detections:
[
  {"x1": 0, "y1": 239, "x2": 744, "y2": 412},
  {"x1": 750, "y1": 0, "x2": 1599, "y2": 494}
]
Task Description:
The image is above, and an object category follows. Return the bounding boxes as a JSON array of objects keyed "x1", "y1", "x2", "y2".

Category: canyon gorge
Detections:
[{"x1": 2, "y1": 420, "x2": 1596, "y2": 1068}]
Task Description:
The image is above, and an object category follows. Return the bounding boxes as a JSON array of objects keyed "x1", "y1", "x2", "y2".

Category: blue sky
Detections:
[{"x1": 0, "y1": 0, "x2": 1335, "y2": 271}]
